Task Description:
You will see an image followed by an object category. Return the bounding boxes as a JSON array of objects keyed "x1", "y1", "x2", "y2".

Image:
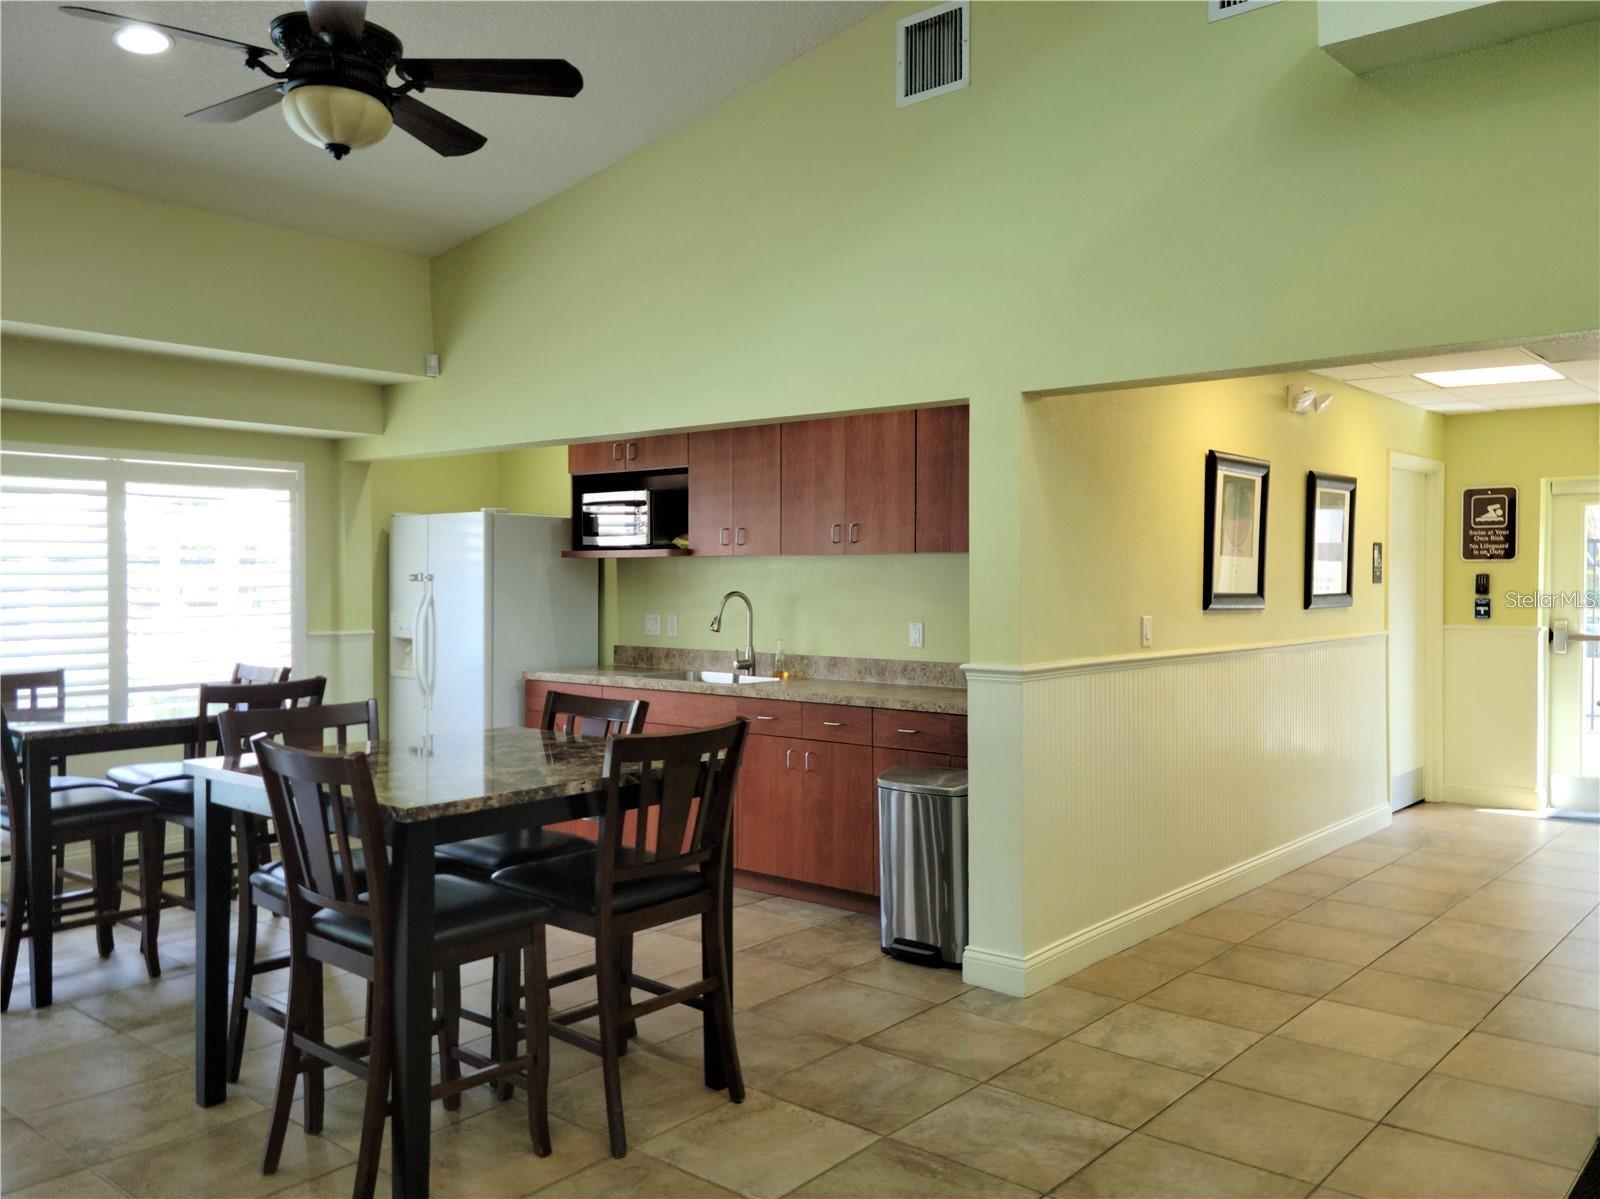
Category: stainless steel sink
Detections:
[{"x1": 677, "y1": 671, "x2": 780, "y2": 685}]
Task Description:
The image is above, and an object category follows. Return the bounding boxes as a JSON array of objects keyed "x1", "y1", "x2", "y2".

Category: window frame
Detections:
[{"x1": 1, "y1": 440, "x2": 308, "y2": 721}]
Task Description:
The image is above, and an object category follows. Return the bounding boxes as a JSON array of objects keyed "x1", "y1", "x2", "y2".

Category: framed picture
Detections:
[
  {"x1": 1203, "y1": 450, "x2": 1270, "y2": 610},
  {"x1": 1305, "y1": 471, "x2": 1357, "y2": 608}
]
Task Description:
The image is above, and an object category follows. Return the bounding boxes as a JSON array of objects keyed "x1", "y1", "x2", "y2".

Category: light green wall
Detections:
[
  {"x1": 1443, "y1": 405, "x2": 1600, "y2": 626},
  {"x1": 497, "y1": 446, "x2": 572, "y2": 517},
  {"x1": 614, "y1": 554, "x2": 971, "y2": 664},
  {"x1": 1, "y1": 169, "x2": 432, "y2": 379}
]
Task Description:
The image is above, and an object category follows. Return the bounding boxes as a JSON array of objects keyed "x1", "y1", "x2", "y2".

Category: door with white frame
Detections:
[
  {"x1": 1388, "y1": 454, "x2": 1442, "y2": 812},
  {"x1": 1545, "y1": 478, "x2": 1600, "y2": 813}
]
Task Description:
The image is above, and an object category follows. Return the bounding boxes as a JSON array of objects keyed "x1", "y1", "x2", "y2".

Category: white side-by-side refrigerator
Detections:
[{"x1": 389, "y1": 511, "x2": 597, "y2": 745}]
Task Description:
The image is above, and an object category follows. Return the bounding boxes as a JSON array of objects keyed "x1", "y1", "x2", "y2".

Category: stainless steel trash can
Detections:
[{"x1": 877, "y1": 766, "x2": 969, "y2": 968}]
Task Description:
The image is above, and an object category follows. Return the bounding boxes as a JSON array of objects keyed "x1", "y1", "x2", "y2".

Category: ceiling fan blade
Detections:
[
  {"x1": 397, "y1": 58, "x2": 583, "y2": 98},
  {"x1": 58, "y1": 5, "x2": 275, "y2": 56},
  {"x1": 185, "y1": 85, "x2": 284, "y2": 123},
  {"x1": 390, "y1": 95, "x2": 486, "y2": 157},
  {"x1": 305, "y1": 0, "x2": 365, "y2": 44}
]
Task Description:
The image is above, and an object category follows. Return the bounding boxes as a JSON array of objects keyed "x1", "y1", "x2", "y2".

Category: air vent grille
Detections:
[
  {"x1": 1208, "y1": 0, "x2": 1280, "y2": 21},
  {"x1": 897, "y1": 2, "x2": 969, "y2": 107}
]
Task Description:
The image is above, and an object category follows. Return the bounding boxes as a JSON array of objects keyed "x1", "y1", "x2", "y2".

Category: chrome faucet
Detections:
[{"x1": 710, "y1": 590, "x2": 755, "y2": 674}]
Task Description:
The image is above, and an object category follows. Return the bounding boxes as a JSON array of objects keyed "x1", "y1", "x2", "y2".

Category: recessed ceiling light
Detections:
[
  {"x1": 1414, "y1": 363, "x2": 1563, "y2": 387},
  {"x1": 114, "y1": 24, "x2": 172, "y2": 55}
]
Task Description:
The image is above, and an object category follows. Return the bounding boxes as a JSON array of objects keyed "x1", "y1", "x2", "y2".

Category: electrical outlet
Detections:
[
  {"x1": 909, "y1": 621, "x2": 925, "y2": 649},
  {"x1": 644, "y1": 613, "x2": 661, "y2": 636},
  {"x1": 1140, "y1": 615, "x2": 1153, "y2": 647},
  {"x1": 666, "y1": 614, "x2": 678, "y2": 637}
]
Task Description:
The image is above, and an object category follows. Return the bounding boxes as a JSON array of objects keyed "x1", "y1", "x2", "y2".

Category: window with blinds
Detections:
[{"x1": 0, "y1": 449, "x2": 300, "y2": 722}]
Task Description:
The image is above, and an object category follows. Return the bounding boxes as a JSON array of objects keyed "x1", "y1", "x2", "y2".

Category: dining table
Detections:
[
  {"x1": 184, "y1": 725, "x2": 735, "y2": 1199},
  {"x1": 9, "y1": 713, "x2": 211, "y2": 1009}
]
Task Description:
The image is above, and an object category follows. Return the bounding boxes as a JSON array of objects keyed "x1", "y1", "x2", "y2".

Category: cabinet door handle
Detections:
[
  {"x1": 735, "y1": 527, "x2": 747, "y2": 546},
  {"x1": 897, "y1": 728, "x2": 919, "y2": 735},
  {"x1": 821, "y1": 721, "x2": 843, "y2": 728},
  {"x1": 755, "y1": 714, "x2": 776, "y2": 721},
  {"x1": 611, "y1": 442, "x2": 623, "y2": 461},
  {"x1": 848, "y1": 522, "x2": 860, "y2": 544},
  {"x1": 830, "y1": 523, "x2": 841, "y2": 544},
  {"x1": 803, "y1": 751, "x2": 814, "y2": 771},
  {"x1": 784, "y1": 749, "x2": 793, "y2": 769},
  {"x1": 626, "y1": 441, "x2": 639, "y2": 460},
  {"x1": 719, "y1": 527, "x2": 731, "y2": 546}
]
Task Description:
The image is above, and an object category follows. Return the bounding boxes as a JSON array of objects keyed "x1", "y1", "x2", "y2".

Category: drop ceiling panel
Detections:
[{"x1": 1311, "y1": 340, "x2": 1600, "y2": 414}]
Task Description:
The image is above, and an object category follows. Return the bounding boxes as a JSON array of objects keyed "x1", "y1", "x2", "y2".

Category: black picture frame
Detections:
[
  {"x1": 1304, "y1": 471, "x2": 1357, "y2": 609},
  {"x1": 1203, "y1": 450, "x2": 1270, "y2": 611}
]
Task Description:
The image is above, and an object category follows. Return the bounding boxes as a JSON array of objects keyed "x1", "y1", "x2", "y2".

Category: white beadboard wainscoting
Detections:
[
  {"x1": 962, "y1": 633, "x2": 1390, "y2": 996},
  {"x1": 1440, "y1": 625, "x2": 1545, "y2": 810},
  {"x1": 302, "y1": 630, "x2": 375, "y2": 705}
]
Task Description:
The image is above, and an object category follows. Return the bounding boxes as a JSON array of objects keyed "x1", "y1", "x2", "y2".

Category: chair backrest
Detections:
[
  {"x1": 596, "y1": 719, "x2": 748, "y2": 907},
  {"x1": 1, "y1": 670, "x2": 67, "y2": 722},
  {"x1": 196, "y1": 677, "x2": 327, "y2": 756},
  {"x1": 1, "y1": 712, "x2": 23, "y2": 825},
  {"x1": 217, "y1": 699, "x2": 380, "y2": 767},
  {"x1": 232, "y1": 663, "x2": 291, "y2": 685},
  {"x1": 540, "y1": 690, "x2": 647, "y2": 739},
  {"x1": 255, "y1": 738, "x2": 392, "y2": 960}
]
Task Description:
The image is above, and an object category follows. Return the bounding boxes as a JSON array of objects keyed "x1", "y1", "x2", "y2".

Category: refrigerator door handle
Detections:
[
  {"x1": 421, "y1": 579, "x2": 439, "y2": 709},
  {"x1": 411, "y1": 586, "x2": 431, "y2": 709}
]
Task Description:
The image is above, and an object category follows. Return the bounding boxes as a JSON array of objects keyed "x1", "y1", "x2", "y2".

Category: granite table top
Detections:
[
  {"x1": 185, "y1": 727, "x2": 617, "y2": 824},
  {"x1": 523, "y1": 667, "x2": 968, "y2": 715}
]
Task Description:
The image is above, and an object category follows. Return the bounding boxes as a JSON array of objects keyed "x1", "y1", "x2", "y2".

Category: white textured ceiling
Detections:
[
  {"x1": 1314, "y1": 341, "x2": 1600, "y2": 414},
  {"x1": 0, "y1": 1, "x2": 879, "y2": 254}
]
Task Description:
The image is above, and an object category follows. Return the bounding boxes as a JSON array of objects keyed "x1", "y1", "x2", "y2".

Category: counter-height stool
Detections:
[
  {"x1": 1, "y1": 711, "x2": 164, "y2": 1010},
  {"x1": 255, "y1": 738, "x2": 553, "y2": 1199},
  {"x1": 217, "y1": 699, "x2": 380, "y2": 1082},
  {"x1": 492, "y1": 719, "x2": 749, "y2": 1157},
  {"x1": 1, "y1": 669, "x2": 110, "y2": 792}
]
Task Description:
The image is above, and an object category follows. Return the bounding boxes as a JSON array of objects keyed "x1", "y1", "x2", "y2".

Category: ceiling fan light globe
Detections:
[{"x1": 281, "y1": 84, "x2": 392, "y2": 157}]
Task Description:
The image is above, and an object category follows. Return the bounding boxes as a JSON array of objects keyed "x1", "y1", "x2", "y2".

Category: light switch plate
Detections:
[
  {"x1": 666, "y1": 614, "x2": 678, "y2": 637},
  {"x1": 1140, "y1": 615, "x2": 1153, "y2": 647},
  {"x1": 909, "y1": 621, "x2": 925, "y2": 649},
  {"x1": 644, "y1": 613, "x2": 661, "y2": 636}
]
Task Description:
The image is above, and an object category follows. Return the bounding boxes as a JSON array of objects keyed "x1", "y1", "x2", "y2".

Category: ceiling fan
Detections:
[{"x1": 60, "y1": 0, "x2": 583, "y2": 159}]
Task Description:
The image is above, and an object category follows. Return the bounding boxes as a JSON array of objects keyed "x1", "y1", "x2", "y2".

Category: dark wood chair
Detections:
[
  {"x1": 124, "y1": 677, "x2": 327, "y2": 911},
  {"x1": 216, "y1": 700, "x2": 380, "y2": 1083},
  {"x1": 255, "y1": 738, "x2": 553, "y2": 1199},
  {"x1": 1, "y1": 669, "x2": 110, "y2": 791},
  {"x1": 0, "y1": 711, "x2": 164, "y2": 1010},
  {"x1": 491, "y1": 718, "x2": 749, "y2": 1157}
]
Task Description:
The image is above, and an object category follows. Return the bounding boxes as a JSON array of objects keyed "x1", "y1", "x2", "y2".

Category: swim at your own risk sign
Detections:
[{"x1": 1461, "y1": 487, "x2": 1516, "y2": 560}]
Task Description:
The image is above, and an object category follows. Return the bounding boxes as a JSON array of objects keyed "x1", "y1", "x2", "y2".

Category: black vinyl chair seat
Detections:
[
  {"x1": 0, "y1": 785, "x2": 158, "y2": 833},
  {"x1": 0, "y1": 775, "x2": 107, "y2": 798},
  {"x1": 307, "y1": 874, "x2": 551, "y2": 954},
  {"x1": 108, "y1": 761, "x2": 187, "y2": 790},
  {"x1": 248, "y1": 853, "x2": 367, "y2": 905},
  {"x1": 132, "y1": 777, "x2": 195, "y2": 815},
  {"x1": 492, "y1": 851, "x2": 707, "y2": 916},
  {"x1": 435, "y1": 829, "x2": 594, "y2": 876}
]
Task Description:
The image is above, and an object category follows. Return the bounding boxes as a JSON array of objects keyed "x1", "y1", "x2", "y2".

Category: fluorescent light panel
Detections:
[{"x1": 1414, "y1": 363, "x2": 1563, "y2": 387}]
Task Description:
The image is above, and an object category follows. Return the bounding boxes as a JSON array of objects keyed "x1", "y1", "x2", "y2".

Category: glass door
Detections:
[{"x1": 1547, "y1": 481, "x2": 1600, "y2": 812}]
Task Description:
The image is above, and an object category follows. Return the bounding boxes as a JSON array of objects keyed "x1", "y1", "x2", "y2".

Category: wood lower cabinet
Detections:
[
  {"x1": 799, "y1": 741, "x2": 877, "y2": 894},
  {"x1": 733, "y1": 735, "x2": 802, "y2": 877},
  {"x1": 688, "y1": 426, "x2": 781, "y2": 556}
]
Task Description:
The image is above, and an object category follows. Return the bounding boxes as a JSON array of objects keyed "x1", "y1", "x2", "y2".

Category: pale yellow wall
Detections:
[
  {"x1": 1, "y1": 170, "x2": 432, "y2": 379},
  {"x1": 1443, "y1": 405, "x2": 1600, "y2": 626},
  {"x1": 1025, "y1": 373, "x2": 1445, "y2": 661},
  {"x1": 496, "y1": 446, "x2": 571, "y2": 517}
]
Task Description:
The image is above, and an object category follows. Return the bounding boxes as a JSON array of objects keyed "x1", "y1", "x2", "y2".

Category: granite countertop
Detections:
[{"x1": 524, "y1": 666, "x2": 968, "y2": 715}]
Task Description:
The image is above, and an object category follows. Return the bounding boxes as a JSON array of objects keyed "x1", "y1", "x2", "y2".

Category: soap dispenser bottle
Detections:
[{"x1": 773, "y1": 638, "x2": 789, "y2": 681}]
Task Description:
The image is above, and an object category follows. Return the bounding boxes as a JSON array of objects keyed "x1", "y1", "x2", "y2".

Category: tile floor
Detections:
[{"x1": 2, "y1": 803, "x2": 1596, "y2": 1198}]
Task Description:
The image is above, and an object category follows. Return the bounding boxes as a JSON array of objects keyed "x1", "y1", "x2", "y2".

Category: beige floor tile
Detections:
[
  {"x1": 895, "y1": 1085, "x2": 1126, "y2": 1192},
  {"x1": 1573, "y1": 910, "x2": 1600, "y2": 941},
  {"x1": 1220, "y1": 888, "x2": 1319, "y2": 919},
  {"x1": 745, "y1": 895, "x2": 857, "y2": 926},
  {"x1": 1299, "y1": 854, "x2": 1382, "y2": 882},
  {"x1": 1049, "y1": 1132, "x2": 1311, "y2": 1198},
  {"x1": 1513, "y1": 961, "x2": 1599, "y2": 1008},
  {"x1": 1324, "y1": 1125, "x2": 1575, "y2": 1198},
  {"x1": 792, "y1": 1138, "x2": 1034, "y2": 1198},
  {"x1": 0, "y1": 1032, "x2": 185, "y2": 1117},
  {"x1": 23, "y1": 1070, "x2": 264, "y2": 1165},
  {"x1": 839, "y1": 956, "x2": 972, "y2": 1003},
  {"x1": 640, "y1": 1091, "x2": 876, "y2": 1199},
  {"x1": 765, "y1": 1043, "x2": 974, "y2": 1134},
  {"x1": 549, "y1": 1045, "x2": 737, "y2": 1144},
  {"x1": 754, "y1": 977, "x2": 929, "y2": 1042},
  {"x1": 262, "y1": 1163, "x2": 390, "y2": 1197},
  {"x1": 1246, "y1": 921, "x2": 1399, "y2": 967},
  {"x1": 656, "y1": 1009, "x2": 845, "y2": 1088},
  {"x1": 1196, "y1": 945, "x2": 1359, "y2": 997},
  {"x1": 946, "y1": 982, "x2": 1121, "y2": 1037},
  {"x1": 1122, "y1": 929, "x2": 1233, "y2": 970},
  {"x1": 4, "y1": 1167, "x2": 129, "y2": 1198},
  {"x1": 1325, "y1": 968, "x2": 1501, "y2": 1028},
  {"x1": 1433, "y1": 1031, "x2": 1599, "y2": 1106},
  {"x1": 1139, "y1": 971, "x2": 1313, "y2": 1034},
  {"x1": 535, "y1": 1150, "x2": 742, "y2": 1197},
  {"x1": 382, "y1": 1108, "x2": 609, "y2": 1198},
  {"x1": 95, "y1": 1109, "x2": 354, "y2": 1199},
  {"x1": 1177, "y1": 908, "x2": 1283, "y2": 942},
  {"x1": 1331, "y1": 841, "x2": 1411, "y2": 865},
  {"x1": 1542, "y1": 937, "x2": 1600, "y2": 973},
  {"x1": 1445, "y1": 895, "x2": 1583, "y2": 936},
  {"x1": 1523, "y1": 849, "x2": 1600, "y2": 876},
  {"x1": 2, "y1": 1117, "x2": 78, "y2": 1193},
  {"x1": 992, "y1": 1037, "x2": 1200, "y2": 1128},
  {"x1": 1215, "y1": 1035, "x2": 1423, "y2": 1119},
  {"x1": 1404, "y1": 918, "x2": 1561, "y2": 964},
  {"x1": 1385, "y1": 1074, "x2": 1595, "y2": 1169},
  {"x1": 1499, "y1": 862, "x2": 1599, "y2": 894},
  {"x1": 1370, "y1": 940, "x2": 1532, "y2": 992},
  {"x1": 1276, "y1": 1001, "x2": 1464, "y2": 1069},
  {"x1": 0, "y1": 1005, "x2": 117, "y2": 1063},
  {"x1": 865, "y1": 1005, "x2": 1055, "y2": 1081},
  {"x1": 1293, "y1": 899, "x2": 1432, "y2": 940},
  {"x1": 726, "y1": 952, "x2": 828, "y2": 1009},
  {"x1": 1482, "y1": 879, "x2": 1600, "y2": 912},
  {"x1": 1140, "y1": 1080, "x2": 1370, "y2": 1183},
  {"x1": 1062, "y1": 953, "x2": 1183, "y2": 1000},
  {"x1": 71, "y1": 972, "x2": 208, "y2": 1034},
  {"x1": 1478, "y1": 994, "x2": 1599, "y2": 1053},
  {"x1": 1262, "y1": 869, "x2": 1349, "y2": 898},
  {"x1": 744, "y1": 923, "x2": 883, "y2": 975},
  {"x1": 1393, "y1": 848, "x2": 1512, "y2": 879},
  {"x1": 1332, "y1": 880, "x2": 1458, "y2": 917},
  {"x1": 1070, "y1": 1003, "x2": 1259, "y2": 1074},
  {"x1": 665, "y1": 903, "x2": 818, "y2": 950}
]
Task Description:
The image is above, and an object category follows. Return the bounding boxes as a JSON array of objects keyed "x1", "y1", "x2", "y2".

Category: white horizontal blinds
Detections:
[
  {"x1": 124, "y1": 475, "x2": 294, "y2": 720},
  {"x1": 0, "y1": 469, "x2": 112, "y2": 722}
]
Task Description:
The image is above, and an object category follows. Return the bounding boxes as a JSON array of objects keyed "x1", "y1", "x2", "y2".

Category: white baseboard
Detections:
[
  {"x1": 1436, "y1": 781, "x2": 1544, "y2": 811},
  {"x1": 961, "y1": 803, "x2": 1391, "y2": 996}
]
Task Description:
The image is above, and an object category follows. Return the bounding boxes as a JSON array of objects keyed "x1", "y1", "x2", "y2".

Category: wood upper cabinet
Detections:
[
  {"x1": 844, "y1": 411, "x2": 916, "y2": 555},
  {"x1": 568, "y1": 434, "x2": 687, "y2": 475},
  {"x1": 915, "y1": 406, "x2": 969, "y2": 553},
  {"x1": 568, "y1": 440, "x2": 621, "y2": 475},
  {"x1": 689, "y1": 426, "x2": 781, "y2": 556},
  {"x1": 780, "y1": 417, "x2": 849, "y2": 555}
]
